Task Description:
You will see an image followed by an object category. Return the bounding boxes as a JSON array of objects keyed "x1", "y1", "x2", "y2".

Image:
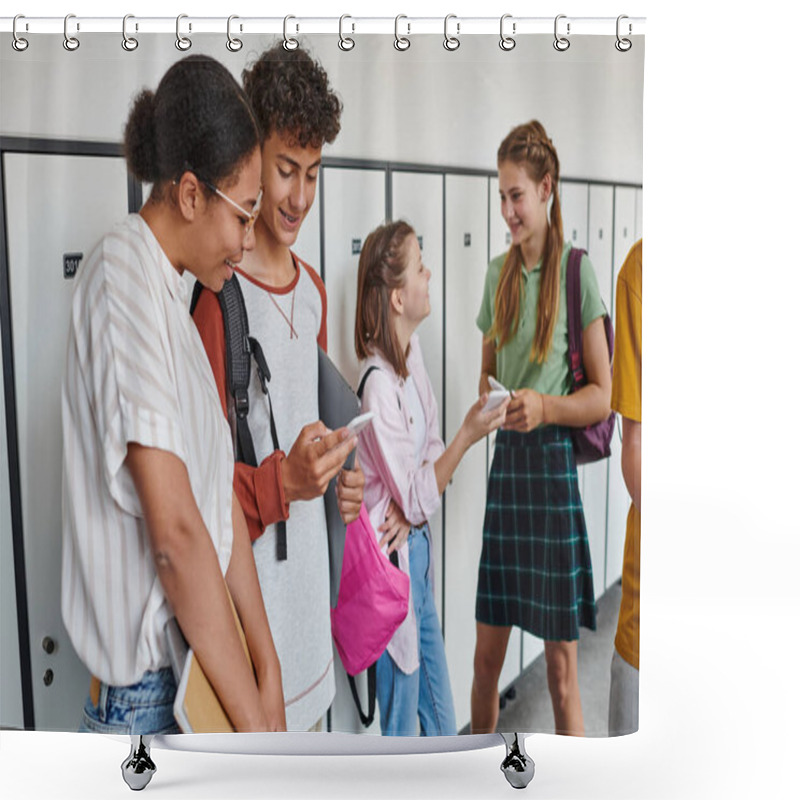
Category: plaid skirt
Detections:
[{"x1": 475, "y1": 425, "x2": 597, "y2": 641}]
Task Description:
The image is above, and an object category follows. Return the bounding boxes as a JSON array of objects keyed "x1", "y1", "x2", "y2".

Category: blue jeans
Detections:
[
  {"x1": 79, "y1": 667, "x2": 180, "y2": 734},
  {"x1": 376, "y1": 524, "x2": 457, "y2": 736}
]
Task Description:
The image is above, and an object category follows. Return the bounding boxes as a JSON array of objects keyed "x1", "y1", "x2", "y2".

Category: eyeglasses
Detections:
[{"x1": 182, "y1": 165, "x2": 263, "y2": 237}]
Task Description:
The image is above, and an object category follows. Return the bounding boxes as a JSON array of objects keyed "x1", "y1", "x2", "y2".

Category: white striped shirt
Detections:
[{"x1": 61, "y1": 214, "x2": 234, "y2": 687}]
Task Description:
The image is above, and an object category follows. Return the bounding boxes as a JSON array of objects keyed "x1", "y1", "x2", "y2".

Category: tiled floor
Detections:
[{"x1": 493, "y1": 580, "x2": 623, "y2": 738}]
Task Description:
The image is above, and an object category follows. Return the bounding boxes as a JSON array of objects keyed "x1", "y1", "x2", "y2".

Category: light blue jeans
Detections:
[
  {"x1": 376, "y1": 524, "x2": 457, "y2": 736},
  {"x1": 79, "y1": 667, "x2": 180, "y2": 735}
]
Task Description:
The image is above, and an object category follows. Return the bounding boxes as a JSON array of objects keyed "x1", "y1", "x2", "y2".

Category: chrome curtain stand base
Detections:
[
  {"x1": 500, "y1": 733, "x2": 535, "y2": 789},
  {"x1": 121, "y1": 735, "x2": 156, "y2": 791}
]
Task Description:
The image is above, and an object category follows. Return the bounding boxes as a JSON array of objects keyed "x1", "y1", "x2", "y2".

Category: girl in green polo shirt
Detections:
[{"x1": 470, "y1": 120, "x2": 612, "y2": 737}]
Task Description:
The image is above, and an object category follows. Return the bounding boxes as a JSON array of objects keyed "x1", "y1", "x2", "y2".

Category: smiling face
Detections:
[
  {"x1": 257, "y1": 130, "x2": 322, "y2": 251},
  {"x1": 189, "y1": 147, "x2": 262, "y2": 292},
  {"x1": 397, "y1": 234, "x2": 431, "y2": 327},
  {"x1": 497, "y1": 160, "x2": 551, "y2": 249}
]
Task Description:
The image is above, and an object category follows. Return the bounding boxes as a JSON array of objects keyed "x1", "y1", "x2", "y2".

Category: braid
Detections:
[{"x1": 493, "y1": 120, "x2": 564, "y2": 364}]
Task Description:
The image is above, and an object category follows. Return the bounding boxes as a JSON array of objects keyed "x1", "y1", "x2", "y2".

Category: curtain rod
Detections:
[{"x1": 1, "y1": 15, "x2": 646, "y2": 38}]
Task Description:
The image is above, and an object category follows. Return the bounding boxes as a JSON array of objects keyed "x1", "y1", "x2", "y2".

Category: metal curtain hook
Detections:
[
  {"x1": 63, "y1": 13, "x2": 80, "y2": 51},
  {"x1": 338, "y1": 15, "x2": 355, "y2": 51},
  {"x1": 122, "y1": 14, "x2": 139, "y2": 51},
  {"x1": 553, "y1": 14, "x2": 570, "y2": 52},
  {"x1": 499, "y1": 14, "x2": 516, "y2": 51},
  {"x1": 615, "y1": 15, "x2": 632, "y2": 52},
  {"x1": 176, "y1": 14, "x2": 192, "y2": 51},
  {"x1": 443, "y1": 14, "x2": 460, "y2": 51},
  {"x1": 227, "y1": 15, "x2": 243, "y2": 52},
  {"x1": 283, "y1": 15, "x2": 299, "y2": 51},
  {"x1": 394, "y1": 15, "x2": 410, "y2": 51},
  {"x1": 12, "y1": 15, "x2": 29, "y2": 52}
]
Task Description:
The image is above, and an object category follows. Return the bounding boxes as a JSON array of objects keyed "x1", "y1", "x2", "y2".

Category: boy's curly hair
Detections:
[{"x1": 242, "y1": 43, "x2": 342, "y2": 149}]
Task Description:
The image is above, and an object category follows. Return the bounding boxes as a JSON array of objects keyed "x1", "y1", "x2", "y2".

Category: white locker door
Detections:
[
  {"x1": 443, "y1": 174, "x2": 489, "y2": 731},
  {"x1": 583, "y1": 185, "x2": 615, "y2": 599},
  {"x1": 606, "y1": 187, "x2": 638, "y2": 588},
  {"x1": 4, "y1": 152, "x2": 130, "y2": 730},
  {"x1": 292, "y1": 184, "x2": 322, "y2": 272},
  {"x1": 635, "y1": 188, "x2": 644, "y2": 243},
  {"x1": 560, "y1": 181, "x2": 590, "y2": 251},
  {"x1": 323, "y1": 166, "x2": 386, "y2": 734},
  {"x1": 487, "y1": 175, "x2": 523, "y2": 692},
  {"x1": 489, "y1": 176, "x2": 512, "y2": 261},
  {"x1": 391, "y1": 171, "x2": 445, "y2": 622},
  {"x1": 1, "y1": 322, "x2": 24, "y2": 729},
  {"x1": 321, "y1": 167, "x2": 386, "y2": 389}
]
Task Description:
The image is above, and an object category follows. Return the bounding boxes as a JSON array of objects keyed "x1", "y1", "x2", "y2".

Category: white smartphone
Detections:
[
  {"x1": 484, "y1": 389, "x2": 510, "y2": 412},
  {"x1": 345, "y1": 411, "x2": 375, "y2": 436},
  {"x1": 488, "y1": 376, "x2": 507, "y2": 393}
]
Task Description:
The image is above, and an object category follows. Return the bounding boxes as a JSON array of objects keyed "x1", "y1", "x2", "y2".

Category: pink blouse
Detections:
[{"x1": 356, "y1": 333, "x2": 445, "y2": 674}]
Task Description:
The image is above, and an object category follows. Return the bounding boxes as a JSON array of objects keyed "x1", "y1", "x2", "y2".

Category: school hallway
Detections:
[{"x1": 469, "y1": 580, "x2": 623, "y2": 738}]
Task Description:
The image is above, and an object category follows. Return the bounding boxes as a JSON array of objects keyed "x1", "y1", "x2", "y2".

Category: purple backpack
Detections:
[{"x1": 566, "y1": 247, "x2": 616, "y2": 464}]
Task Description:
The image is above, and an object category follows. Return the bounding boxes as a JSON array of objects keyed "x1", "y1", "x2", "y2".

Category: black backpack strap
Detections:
[
  {"x1": 347, "y1": 663, "x2": 377, "y2": 728},
  {"x1": 200, "y1": 276, "x2": 288, "y2": 562},
  {"x1": 356, "y1": 365, "x2": 380, "y2": 400},
  {"x1": 566, "y1": 247, "x2": 586, "y2": 389}
]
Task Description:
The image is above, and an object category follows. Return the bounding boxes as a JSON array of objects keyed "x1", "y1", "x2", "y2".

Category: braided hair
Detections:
[{"x1": 490, "y1": 120, "x2": 564, "y2": 364}]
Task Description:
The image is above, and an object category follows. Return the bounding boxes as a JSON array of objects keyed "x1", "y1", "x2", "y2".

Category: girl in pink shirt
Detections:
[{"x1": 354, "y1": 221, "x2": 508, "y2": 735}]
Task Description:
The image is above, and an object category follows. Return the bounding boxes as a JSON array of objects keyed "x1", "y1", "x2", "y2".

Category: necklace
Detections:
[{"x1": 266, "y1": 283, "x2": 298, "y2": 339}]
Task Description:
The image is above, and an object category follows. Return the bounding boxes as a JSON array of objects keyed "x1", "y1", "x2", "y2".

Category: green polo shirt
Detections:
[{"x1": 476, "y1": 241, "x2": 606, "y2": 397}]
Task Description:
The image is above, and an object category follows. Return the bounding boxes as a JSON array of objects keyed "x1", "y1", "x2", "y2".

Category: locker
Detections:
[
  {"x1": 487, "y1": 175, "x2": 523, "y2": 691},
  {"x1": 582, "y1": 185, "x2": 615, "y2": 601},
  {"x1": 321, "y1": 167, "x2": 387, "y2": 389},
  {"x1": 391, "y1": 170, "x2": 445, "y2": 622},
  {"x1": 443, "y1": 174, "x2": 490, "y2": 731},
  {"x1": 322, "y1": 166, "x2": 387, "y2": 734},
  {"x1": 635, "y1": 188, "x2": 644, "y2": 242},
  {"x1": 0, "y1": 320, "x2": 24, "y2": 729},
  {"x1": 606, "y1": 188, "x2": 639, "y2": 587},
  {"x1": 292, "y1": 183, "x2": 322, "y2": 273},
  {"x1": 560, "y1": 181, "x2": 590, "y2": 251},
  {"x1": 3, "y1": 151, "x2": 130, "y2": 730}
]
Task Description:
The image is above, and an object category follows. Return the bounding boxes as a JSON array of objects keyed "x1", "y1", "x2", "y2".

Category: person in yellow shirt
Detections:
[{"x1": 608, "y1": 239, "x2": 642, "y2": 735}]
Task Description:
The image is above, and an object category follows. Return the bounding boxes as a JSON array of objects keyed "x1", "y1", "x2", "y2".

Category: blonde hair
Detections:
[
  {"x1": 354, "y1": 221, "x2": 416, "y2": 379},
  {"x1": 490, "y1": 120, "x2": 564, "y2": 363}
]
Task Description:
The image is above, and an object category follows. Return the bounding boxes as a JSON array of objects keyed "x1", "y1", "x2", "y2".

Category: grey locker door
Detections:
[
  {"x1": 487, "y1": 176, "x2": 526, "y2": 684},
  {"x1": 322, "y1": 166, "x2": 386, "y2": 734},
  {"x1": 1, "y1": 319, "x2": 24, "y2": 729},
  {"x1": 606, "y1": 187, "x2": 639, "y2": 588},
  {"x1": 391, "y1": 171, "x2": 445, "y2": 623},
  {"x1": 4, "y1": 151, "x2": 130, "y2": 730},
  {"x1": 583, "y1": 185, "x2": 615, "y2": 600},
  {"x1": 443, "y1": 174, "x2": 489, "y2": 731}
]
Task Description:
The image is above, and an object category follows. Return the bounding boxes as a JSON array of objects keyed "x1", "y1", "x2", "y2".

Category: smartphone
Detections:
[
  {"x1": 484, "y1": 389, "x2": 510, "y2": 412},
  {"x1": 488, "y1": 376, "x2": 507, "y2": 393},
  {"x1": 346, "y1": 411, "x2": 375, "y2": 437}
]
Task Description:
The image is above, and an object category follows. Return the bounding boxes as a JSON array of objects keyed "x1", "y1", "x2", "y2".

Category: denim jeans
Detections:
[
  {"x1": 79, "y1": 667, "x2": 180, "y2": 735},
  {"x1": 376, "y1": 524, "x2": 457, "y2": 736}
]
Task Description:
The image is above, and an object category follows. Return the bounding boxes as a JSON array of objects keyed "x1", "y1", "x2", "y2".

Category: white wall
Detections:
[{"x1": 1, "y1": 34, "x2": 643, "y2": 185}]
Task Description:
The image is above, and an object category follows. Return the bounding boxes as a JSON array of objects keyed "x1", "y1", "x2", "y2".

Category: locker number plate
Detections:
[
  {"x1": 63, "y1": 252, "x2": 83, "y2": 279},
  {"x1": 351, "y1": 239, "x2": 362, "y2": 255},
  {"x1": 464, "y1": 233, "x2": 471, "y2": 247}
]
